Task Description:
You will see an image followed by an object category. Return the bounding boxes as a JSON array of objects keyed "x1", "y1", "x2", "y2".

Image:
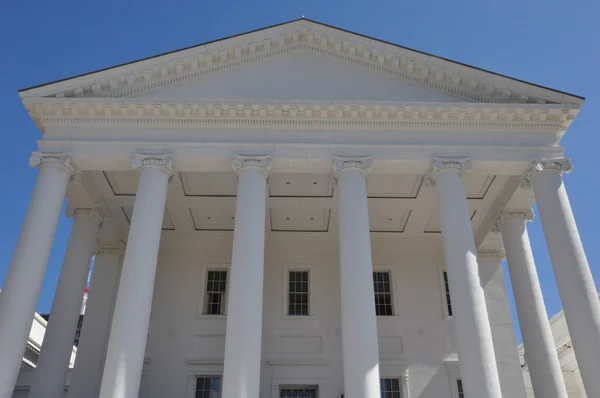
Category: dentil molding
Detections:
[
  {"x1": 23, "y1": 98, "x2": 576, "y2": 133},
  {"x1": 29, "y1": 152, "x2": 76, "y2": 176},
  {"x1": 520, "y1": 158, "x2": 573, "y2": 189}
]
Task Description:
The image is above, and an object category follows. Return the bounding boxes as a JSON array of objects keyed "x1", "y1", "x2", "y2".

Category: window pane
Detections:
[
  {"x1": 288, "y1": 271, "x2": 309, "y2": 316},
  {"x1": 373, "y1": 272, "x2": 393, "y2": 316},
  {"x1": 205, "y1": 270, "x2": 227, "y2": 315},
  {"x1": 443, "y1": 271, "x2": 453, "y2": 316},
  {"x1": 196, "y1": 377, "x2": 222, "y2": 398},
  {"x1": 457, "y1": 379, "x2": 464, "y2": 398},
  {"x1": 380, "y1": 378, "x2": 402, "y2": 398},
  {"x1": 280, "y1": 387, "x2": 318, "y2": 398}
]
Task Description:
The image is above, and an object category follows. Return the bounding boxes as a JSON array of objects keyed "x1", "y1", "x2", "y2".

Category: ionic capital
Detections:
[
  {"x1": 520, "y1": 158, "x2": 573, "y2": 189},
  {"x1": 492, "y1": 209, "x2": 534, "y2": 233},
  {"x1": 425, "y1": 157, "x2": 472, "y2": 186},
  {"x1": 477, "y1": 249, "x2": 506, "y2": 259},
  {"x1": 65, "y1": 207, "x2": 101, "y2": 219},
  {"x1": 96, "y1": 245, "x2": 125, "y2": 255},
  {"x1": 132, "y1": 153, "x2": 173, "y2": 174},
  {"x1": 29, "y1": 152, "x2": 76, "y2": 176},
  {"x1": 232, "y1": 155, "x2": 272, "y2": 176},
  {"x1": 332, "y1": 157, "x2": 372, "y2": 177}
]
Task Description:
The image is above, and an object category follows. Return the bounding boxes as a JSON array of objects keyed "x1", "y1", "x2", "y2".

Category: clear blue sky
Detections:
[{"x1": 1, "y1": 0, "x2": 598, "y2": 344}]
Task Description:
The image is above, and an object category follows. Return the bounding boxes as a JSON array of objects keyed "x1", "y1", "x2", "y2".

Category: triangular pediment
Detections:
[
  {"x1": 135, "y1": 50, "x2": 463, "y2": 102},
  {"x1": 19, "y1": 19, "x2": 583, "y2": 106}
]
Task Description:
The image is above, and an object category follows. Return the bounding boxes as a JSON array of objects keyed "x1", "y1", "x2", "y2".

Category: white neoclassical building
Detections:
[{"x1": 0, "y1": 18, "x2": 598, "y2": 398}]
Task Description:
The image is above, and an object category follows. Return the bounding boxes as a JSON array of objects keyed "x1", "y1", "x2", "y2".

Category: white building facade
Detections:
[{"x1": 0, "y1": 19, "x2": 598, "y2": 398}]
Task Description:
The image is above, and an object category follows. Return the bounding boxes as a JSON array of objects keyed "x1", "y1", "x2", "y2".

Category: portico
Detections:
[{"x1": 1, "y1": 18, "x2": 596, "y2": 398}]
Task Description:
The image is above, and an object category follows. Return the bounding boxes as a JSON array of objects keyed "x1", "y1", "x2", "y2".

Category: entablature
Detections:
[{"x1": 23, "y1": 98, "x2": 578, "y2": 136}]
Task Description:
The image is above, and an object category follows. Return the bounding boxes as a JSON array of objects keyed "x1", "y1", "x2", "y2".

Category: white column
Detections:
[
  {"x1": 477, "y1": 249, "x2": 527, "y2": 398},
  {"x1": 333, "y1": 157, "x2": 381, "y2": 398},
  {"x1": 524, "y1": 159, "x2": 600, "y2": 397},
  {"x1": 68, "y1": 246, "x2": 123, "y2": 398},
  {"x1": 221, "y1": 156, "x2": 270, "y2": 398},
  {"x1": 99, "y1": 154, "x2": 172, "y2": 398},
  {"x1": 499, "y1": 210, "x2": 568, "y2": 398},
  {"x1": 430, "y1": 158, "x2": 502, "y2": 398},
  {"x1": 0, "y1": 153, "x2": 74, "y2": 398},
  {"x1": 29, "y1": 208, "x2": 101, "y2": 398}
]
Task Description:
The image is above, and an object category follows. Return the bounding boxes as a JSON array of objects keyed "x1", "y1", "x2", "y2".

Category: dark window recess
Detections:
[
  {"x1": 195, "y1": 377, "x2": 221, "y2": 398},
  {"x1": 288, "y1": 271, "x2": 309, "y2": 316},
  {"x1": 373, "y1": 271, "x2": 394, "y2": 316},
  {"x1": 205, "y1": 270, "x2": 227, "y2": 315},
  {"x1": 443, "y1": 271, "x2": 453, "y2": 316},
  {"x1": 457, "y1": 379, "x2": 464, "y2": 398},
  {"x1": 380, "y1": 378, "x2": 402, "y2": 398},
  {"x1": 280, "y1": 387, "x2": 318, "y2": 398}
]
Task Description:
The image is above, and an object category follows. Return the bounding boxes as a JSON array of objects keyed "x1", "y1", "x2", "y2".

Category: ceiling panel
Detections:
[
  {"x1": 463, "y1": 175, "x2": 495, "y2": 199},
  {"x1": 269, "y1": 173, "x2": 333, "y2": 197},
  {"x1": 270, "y1": 208, "x2": 330, "y2": 232},
  {"x1": 367, "y1": 175, "x2": 423, "y2": 198},
  {"x1": 424, "y1": 207, "x2": 477, "y2": 233},
  {"x1": 369, "y1": 209, "x2": 411, "y2": 232},
  {"x1": 121, "y1": 206, "x2": 175, "y2": 230},
  {"x1": 189, "y1": 199, "x2": 236, "y2": 231},
  {"x1": 104, "y1": 171, "x2": 139, "y2": 196},
  {"x1": 181, "y1": 172, "x2": 238, "y2": 196}
]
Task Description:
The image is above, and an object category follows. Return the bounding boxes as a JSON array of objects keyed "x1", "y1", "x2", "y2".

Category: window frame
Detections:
[
  {"x1": 185, "y1": 374, "x2": 223, "y2": 398},
  {"x1": 278, "y1": 385, "x2": 319, "y2": 398},
  {"x1": 194, "y1": 376, "x2": 222, "y2": 398},
  {"x1": 282, "y1": 264, "x2": 315, "y2": 318},
  {"x1": 372, "y1": 268, "x2": 395, "y2": 317},
  {"x1": 438, "y1": 265, "x2": 453, "y2": 318},
  {"x1": 287, "y1": 270, "x2": 311, "y2": 316},
  {"x1": 196, "y1": 263, "x2": 230, "y2": 318},
  {"x1": 380, "y1": 377, "x2": 403, "y2": 398},
  {"x1": 377, "y1": 368, "x2": 409, "y2": 398}
]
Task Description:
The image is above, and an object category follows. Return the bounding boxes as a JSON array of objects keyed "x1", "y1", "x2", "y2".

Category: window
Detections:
[
  {"x1": 457, "y1": 379, "x2": 464, "y2": 398},
  {"x1": 443, "y1": 271, "x2": 453, "y2": 316},
  {"x1": 204, "y1": 270, "x2": 227, "y2": 315},
  {"x1": 280, "y1": 387, "x2": 318, "y2": 398},
  {"x1": 380, "y1": 378, "x2": 402, "y2": 398},
  {"x1": 73, "y1": 314, "x2": 84, "y2": 347},
  {"x1": 288, "y1": 271, "x2": 310, "y2": 316},
  {"x1": 195, "y1": 377, "x2": 221, "y2": 398},
  {"x1": 373, "y1": 271, "x2": 393, "y2": 316}
]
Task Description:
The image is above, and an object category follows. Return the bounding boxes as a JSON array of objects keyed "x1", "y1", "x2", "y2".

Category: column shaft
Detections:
[
  {"x1": 222, "y1": 158, "x2": 269, "y2": 398},
  {"x1": 531, "y1": 167, "x2": 600, "y2": 396},
  {"x1": 29, "y1": 209, "x2": 100, "y2": 398},
  {"x1": 335, "y1": 158, "x2": 381, "y2": 398},
  {"x1": 478, "y1": 252, "x2": 527, "y2": 398},
  {"x1": 0, "y1": 154, "x2": 72, "y2": 398},
  {"x1": 433, "y1": 163, "x2": 502, "y2": 398},
  {"x1": 68, "y1": 248, "x2": 122, "y2": 398},
  {"x1": 99, "y1": 156, "x2": 171, "y2": 398},
  {"x1": 500, "y1": 213, "x2": 567, "y2": 398}
]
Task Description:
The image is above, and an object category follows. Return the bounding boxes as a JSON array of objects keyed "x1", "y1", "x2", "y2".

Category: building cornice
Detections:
[
  {"x1": 19, "y1": 21, "x2": 584, "y2": 107},
  {"x1": 23, "y1": 98, "x2": 576, "y2": 133}
]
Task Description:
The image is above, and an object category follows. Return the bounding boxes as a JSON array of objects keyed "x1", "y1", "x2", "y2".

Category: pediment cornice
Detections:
[
  {"x1": 19, "y1": 20, "x2": 584, "y2": 107},
  {"x1": 23, "y1": 97, "x2": 578, "y2": 133}
]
